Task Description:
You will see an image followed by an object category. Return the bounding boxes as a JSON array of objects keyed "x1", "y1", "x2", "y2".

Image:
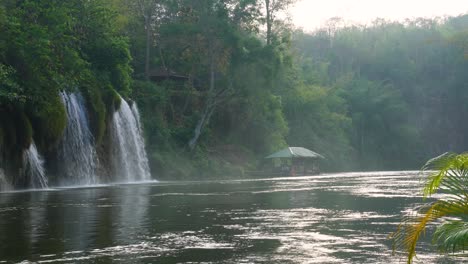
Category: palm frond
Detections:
[
  {"x1": 422, "y1": 152, "x2": 468, "y2": 197},
  {"x1": 433, "y1": 220, "x2": 468, "y2": 253},
  {"x1": 391, "y1": 202, "x2": 447, "y2": 263},
  {"x1": 422, "y1": 152, "x2": 454, "y2": 196},
  {"x1": 392, "y1": 152, "x2": 468, "y2": 263}
]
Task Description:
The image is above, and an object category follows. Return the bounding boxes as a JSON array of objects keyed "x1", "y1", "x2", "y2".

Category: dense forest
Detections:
[
  {"x1": 293, "y1": 17, "x2": 468, "y2": 171},
  {"x1": 0, "y1": 0, "x2": 467, "y2": 183}
]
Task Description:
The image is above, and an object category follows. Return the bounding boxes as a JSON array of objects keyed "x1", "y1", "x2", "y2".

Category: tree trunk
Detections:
[
  {"x1": 188, "y1": 56, "x2": 216, "y2": 151},
  {"x1": 265, "y1": 0, "x2": 271, "y2": 45},
  {"x1": 144, "y1": 15, "x2": 151, "y2": 80},
  {"x1": 188, "y1": 104, "x2": 215, "y2": 151},
  {"x1": 158, "y1": 45, "x2": 166, "y2": 70}
]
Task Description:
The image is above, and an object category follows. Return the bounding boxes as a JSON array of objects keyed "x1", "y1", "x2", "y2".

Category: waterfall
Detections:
[
  {"x1": 58, "y1": 92, "x2": 98, "y2": 186},
  {"x1": 0, "y1": 168, "x2": 11, "y2": 191},
  {"x1": 23, "y1": 142, "x2": 48, "y2": 189},
  {"x1": 111, "y1": 98, "x2": 151, "y2": 182}
]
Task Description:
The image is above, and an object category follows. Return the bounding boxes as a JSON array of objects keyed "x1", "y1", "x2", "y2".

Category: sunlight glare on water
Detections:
[{"x1": 0, "y1": 171, "x2": 463, "y2": 263}]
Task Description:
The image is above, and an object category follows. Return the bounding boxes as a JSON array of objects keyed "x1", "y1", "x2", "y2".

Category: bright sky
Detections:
[{"x1": 291, "y1": 0, "x2": 468, "y2": 31}]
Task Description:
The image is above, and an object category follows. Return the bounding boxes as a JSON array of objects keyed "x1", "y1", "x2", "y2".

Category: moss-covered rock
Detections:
[
  {"x1": 80, "y1": 83, "x2": 124, "y2": 146},
  {"x1": 0, "y1": 106, "x2": 34, "y2": 187},
  {"x1": 28, "y1": 94, "x2": 67, "y2": 151},
  {"x1": 0, "y1": 106, "x2": 33, "y2": 152},
  {"x1": 102, "y1": 85, "x2": 122, "y2": 113},
  {"x1": 81, "y1": 85, "x2": 107, "y2": 145},
  {"x1": 17, "y1": 110, "x2": 32, "y2": 149}
]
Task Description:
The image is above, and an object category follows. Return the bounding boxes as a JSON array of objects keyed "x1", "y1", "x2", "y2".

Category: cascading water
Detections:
[
  {"x1": 23, "y1": 142, "x2": 48, "y2": 189},
  {"x1": 111, "y1": 98, "x2": 151, "y2": 182},
  {"x1": 58, "y1": 92, "x2": 98, "y2": 186},
  {"x1": 0, "y1": 168, "x2": 11, "y2": 191}
]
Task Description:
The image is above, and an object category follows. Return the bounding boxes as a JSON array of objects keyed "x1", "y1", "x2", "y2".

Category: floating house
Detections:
[{"x1": 265, "y1": 147, "x2": 324, "y2": 176}]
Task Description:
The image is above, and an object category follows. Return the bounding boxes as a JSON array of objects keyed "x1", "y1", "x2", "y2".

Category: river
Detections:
[{"x1": 0, "y1": 171, "x2": 461, "y2": 263}]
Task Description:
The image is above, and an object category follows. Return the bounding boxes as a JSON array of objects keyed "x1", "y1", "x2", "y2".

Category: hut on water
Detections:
[{"x1": 265, "y1": 147, "x2": 324, "y2": 176}]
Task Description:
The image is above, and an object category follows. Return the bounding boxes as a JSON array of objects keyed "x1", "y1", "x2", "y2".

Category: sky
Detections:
[{"x1": 291, "y1": 0, "x2": 468, "y2": 31}]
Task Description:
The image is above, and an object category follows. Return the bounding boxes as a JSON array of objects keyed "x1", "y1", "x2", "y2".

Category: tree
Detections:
[
  {"x1": 341, "y1": 78, "x2": 418, "y2": 169},
  {"x1": 126, "y1": 0, "x2": 167, "y2": 79},
  {"x1": 391, "y1": 153, "x2": 468, "y2": 263},
  {"x1": 263, "y1": 0, "x2": 295, "y2": 45},
  {"x1": 283, "y1": 84, "x2": 354, "y2": 171},
  {"x1": 0, "y1": 64, "x2": 24, "y2": 104}
]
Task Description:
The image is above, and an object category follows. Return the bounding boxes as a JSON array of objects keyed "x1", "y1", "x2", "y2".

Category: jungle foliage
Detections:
[
  {"x1": 1, "y1": 0, "x2": 467, "y2": 178},
  {"x1": 0, "y1": 0, "x2": 131, "y2": 145},
  {"x1": 0, "y1": 0, "x2": 131, "y2": 178}
]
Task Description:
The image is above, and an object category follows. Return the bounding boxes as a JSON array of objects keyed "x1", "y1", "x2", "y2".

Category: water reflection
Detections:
[
  {"x1": 114, "y1": 186, "x2": 151, "y2": 244},
  {"x1": 0, "y1": 172, "x2": 464, "y2": 263}
]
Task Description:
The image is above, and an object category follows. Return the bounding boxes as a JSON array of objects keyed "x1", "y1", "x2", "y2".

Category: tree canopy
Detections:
[{"x1": 1, "y1": 0, "x2": 468, "y2": 178}]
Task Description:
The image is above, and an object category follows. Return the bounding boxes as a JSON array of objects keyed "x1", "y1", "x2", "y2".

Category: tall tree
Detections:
[
  {"x1": 184, "y1": 0, "x2": 237, "y2": 150},
  {"x1": 128, "y1": 0, "x2": 167, "y2": 79},
  {"x1": 263, "y1": 0, "x2": 295, "y2": 45}
]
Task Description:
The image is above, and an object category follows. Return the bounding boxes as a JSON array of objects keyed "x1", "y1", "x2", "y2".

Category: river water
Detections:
[{"x1": 0, "y1": 171, "x2": 462, "y2": 263}]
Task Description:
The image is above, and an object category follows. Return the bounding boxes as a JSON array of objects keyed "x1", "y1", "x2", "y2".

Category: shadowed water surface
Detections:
[{"x1": 0, "y1": 171, "x2": 463, "y2": 263}]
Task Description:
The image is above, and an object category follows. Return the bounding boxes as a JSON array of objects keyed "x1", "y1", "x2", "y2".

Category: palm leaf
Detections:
[
  {"x1": 391, "y1": 202, "x2": 447, "y2": 263},
  {"x1": 392, "y1": 153, "x2": 468, "y2": 263},
  {"x1": 433, "y1": 220, "x2": 468, "y2": 253},
  {"x1": 422, "y1": 152, "x2": 468, "y2": 197}
]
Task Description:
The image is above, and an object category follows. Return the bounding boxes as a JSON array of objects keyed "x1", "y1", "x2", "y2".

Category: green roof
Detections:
[{"x1": 265, "y1": 147, "x2": 325, "y2": 159}]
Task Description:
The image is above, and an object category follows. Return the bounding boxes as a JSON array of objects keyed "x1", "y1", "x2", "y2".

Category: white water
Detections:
[
  {"x1": 23, "y1": 142, "x2": 48, "y2": 189},
  {"x1": 111, "y1": 98, "x2": 151, "y2": 182},
  {"x1": 58, "y1": 92, "x2": 98, "y2": 186},
  {"x1": 0, "y1": 168, "x2": 11, "y2": 191}
]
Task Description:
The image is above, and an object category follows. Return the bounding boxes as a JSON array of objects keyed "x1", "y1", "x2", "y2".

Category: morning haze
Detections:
[
  {"x1": 292, "y1": 0, "x2": 468, "y2": 30},
  {"x1": 0, "y1": 0, "x2": 467, "y2": 263}
]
